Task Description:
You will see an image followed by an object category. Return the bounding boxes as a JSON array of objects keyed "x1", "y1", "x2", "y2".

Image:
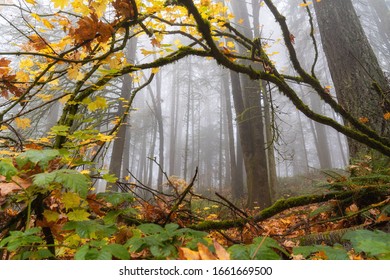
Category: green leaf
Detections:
[
  {"x1": 126, "y1": 237, "x2": 146, "y2": 253},
  {"x1": 97, "y1": 192, "x2": 134, "y2": 206},
  {"x1": 138, "y1": 223, "x2": 164, "y2": 235},
  {"x1": 248, "y1": 237, "x2": 283, "y2": 260},
  {"x1": 16, "y1": 149, "x2": 59, "y2": 169},
  {"x1": 75, "y1": 245, "x2": 89, "y2": 260},
  {"x1": 49, "y1": 125, "x2": 70, "y2": 136},
  {"x1": 228, "y1": 244, "x2": 251, "y2": 260},
  {"x1": 104, "y1": 244, "x2": 130, "y2": 260},
  {"x1": 33, "y1": 172, "x2": 56, "y2": 187},
  {"x1": 342, "y1": 230, "x2": 390, "y2": 259},
  {"x1": 102, "y1": 173, "x2": 117, "y2": 183},
  {"x1": 0, "y1": 159, "x2": 17, "y2": 181},
  {"x1": 165, "y1": 223, "x2": 179, "y2": 233},
  {"x1": 52, "y1": 169, "x2": 90, "y2": 198},
  {"x1": 293, "y1": 244, "x2": 349, "y2": 260},
  {"x1": 0, "y1": 228, "x2": 43, "y2": 252},
  {"x1": 228, "y1": 236, "x2": 287, "y2": 260},
  {"x1": 63, "y1": 220, "x2": 117, "y2": 239},
  {"x1": 67, "y1": 209, "x2": 90, "y2": 221}
]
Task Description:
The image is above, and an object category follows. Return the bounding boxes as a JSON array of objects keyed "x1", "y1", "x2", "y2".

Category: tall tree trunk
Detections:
[
  {"x1": 262, "y1": 82, "x2": 278, "y2": 200},
  {"x1": 183, "y1": 57, "x2": 192, "y2": 181},
  {"x1": 169, "y1": 66, "x2": 179, "y2": 176},
  {"x1": 313, "y1": 0, "x2": 390, "y2": 158},
  {"x1": 108, "y1": 38, "x2": 137, "y2": 190},
  {"x1": 310, "y1": 94, "x2": 332, "y2": 169},
  {"x1": 230, "y1": 0, "x2": 271, "y2": 208},
  {"x1": 223, "y1": 70, "x2": 244, "y2": 198}
]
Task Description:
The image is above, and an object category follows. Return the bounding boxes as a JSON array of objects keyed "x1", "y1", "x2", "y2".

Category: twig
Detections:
[
  {"x1": 163, "y1": 167, "x2": 198, "y2": 225},
  {"x1": 215, "y1": 192, "x2": 248, "y2": 219}
]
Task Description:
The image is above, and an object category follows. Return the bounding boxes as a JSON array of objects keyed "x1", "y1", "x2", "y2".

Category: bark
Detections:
[
  {"x1": 229, "y1": 0, "x2": 272, "y2": 209},
  {"x1": 183, "y1": 57, "x2": 192, "y2": 181},
  {"x1": 223, "y1": 71, "x2": 244, "y2": 199},
  {"x1": 313, "y1": 0, "x2": 390, "y2": 158},
  {"x1": 108, "y1": 39, "x2": 137, "y2": 191},
  {"x1": 310, "y1": 94, "x2": 332, "y2": 169},
  {"x1": 168, "y1": 66, "x2": 179, "y2": 176}
]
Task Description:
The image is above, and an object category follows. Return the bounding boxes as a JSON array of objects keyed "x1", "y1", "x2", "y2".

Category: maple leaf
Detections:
[
  {"x1": 15, "y1": 117, "x2": 31, "y2": 129},
  {"x1": 0, "y1": 58, "x2": 11, "y2": 76},
  {"x1": 70, "y1": 14, "x2": 99, "y2": 44},
  {"x1": 28, "y1": 34, "x2": 48, "y2": 51},
  {"x1": 87, "y1": 96, "x2": 108, "y2": 112},
  {"x1": 359, "y1": 117, "x2": 369, "y2": 124},
  {"x1": 97, "y1": 22, "x2": 114, "y2": 43},
  {"x1": 52, "y1": 0, "x2": 68, "y2": 10},
  {"x1": 384, "y1": 112, "x2": 390, "y2": 120},
  {"x1": 112, "y1": 0, "x2": 135, "y2": 19}
]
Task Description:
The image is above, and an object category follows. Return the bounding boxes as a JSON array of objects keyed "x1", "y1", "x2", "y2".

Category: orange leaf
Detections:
[
  {"x1": 197, "y1": 243, "x2": 217, "y2": 260},
  {"x1": 377, "y1": 214, "x2": 390, "y2": 222},
  {"x1": 0, "y1": 176, "x2": 31, "y2": 197},
  {"x1": 213, "y1": 240, "x2": 230, "y2": 260},
  {"x1": 359, "y1": 117, "x2": 369, "y2": 124},
  {"x1": 179, "y1": 247, "x2": 200, "y2": 260}
]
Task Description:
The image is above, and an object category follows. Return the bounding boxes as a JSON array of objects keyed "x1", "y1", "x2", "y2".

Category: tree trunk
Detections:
[
  {"x1": 223, "y1": 70, "x2": 244, "y2": 199},
  {"x1": 229, "y1": 0, "x2": 271, "y2": 208},
  {"x1": 313, "y1": 0, "x2": 390, "y2": 158},
  {"x1": 108, "y1": 38, "x2": 137, "y2": 191}
]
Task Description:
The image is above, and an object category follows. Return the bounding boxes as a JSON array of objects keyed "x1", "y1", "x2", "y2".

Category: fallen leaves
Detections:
[
  {"x1": 0, "y1": 175, "x2": 31, "y2": 197},
  {"x1": 179, "y1": 240, "x2": 230, "y2": 260}
]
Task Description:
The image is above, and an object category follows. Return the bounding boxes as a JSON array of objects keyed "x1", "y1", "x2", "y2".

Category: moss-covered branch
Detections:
[{"x1": 187, "y1": 186, "x2": 390, "y2": 231}]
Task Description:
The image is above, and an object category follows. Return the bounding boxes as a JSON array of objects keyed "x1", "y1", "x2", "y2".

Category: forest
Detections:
[{"x1": 0, "y1": 0, "x2": 389, "y2": 260}]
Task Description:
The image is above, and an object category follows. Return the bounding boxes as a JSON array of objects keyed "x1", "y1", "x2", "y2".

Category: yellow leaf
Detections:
[
  {"x1": 36, "y1": 93, "x2": 53, "y2": 102},
  {"x1": 67, "y1": 64, "x2": 83, "y2": 81},
  {"x1": 19, "y1": 58, "x2": 34, "y2": 70},
  {"x1": 299, "y1": 2, "x2": 312, "y2": 7},
  {"x1": 15, "y1": 71, "x2": 30, "y2": 83},
  {"x1": 87, "y1": 96, "x2": 108, "y2": 112},
  {"x1": 15, "y1": 118, "x2": 31, "y2": 129},
  {"x1": 62, "y1": 192, "x2": 81, "y2": 210},
  {"x1": 151, "y1": 67, "x2": 160, "y2": 74},
  {"x1": 43, "y1": 210, "x2": 59, "y2": 222},
  {"x1": 52, "y1": 0, "x2": 68, "y2": 10},
  {"x1": 67, "y1": 209, "x2": 90, "y2": 221},
  {"x1": 25, "y1": 0, "x2": 36, "y2": 4},
  {"x1": 42, "y1": 19, "x2": 54, "y2": 29},
  {"x1": 227, "y1": 41, "x2": 235, "y2": 49}
]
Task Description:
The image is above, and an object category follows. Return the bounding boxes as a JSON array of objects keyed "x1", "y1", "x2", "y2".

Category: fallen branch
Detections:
[{"x1": 187, "y1": 186, "x2": 390, "y2": 231}]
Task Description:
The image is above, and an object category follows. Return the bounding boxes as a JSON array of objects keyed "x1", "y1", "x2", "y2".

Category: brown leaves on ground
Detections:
[
  {"x1": 0, "y1": 176, "x2": 31, "y2": 197},
  {"x1": 179, "y1": 240, "x2": 230, "y2": 260}
]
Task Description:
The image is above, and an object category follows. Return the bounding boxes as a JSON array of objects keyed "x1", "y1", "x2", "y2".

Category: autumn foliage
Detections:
[{"x1": 0, "y1": 0, "x2": 389, "y2": 260}]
